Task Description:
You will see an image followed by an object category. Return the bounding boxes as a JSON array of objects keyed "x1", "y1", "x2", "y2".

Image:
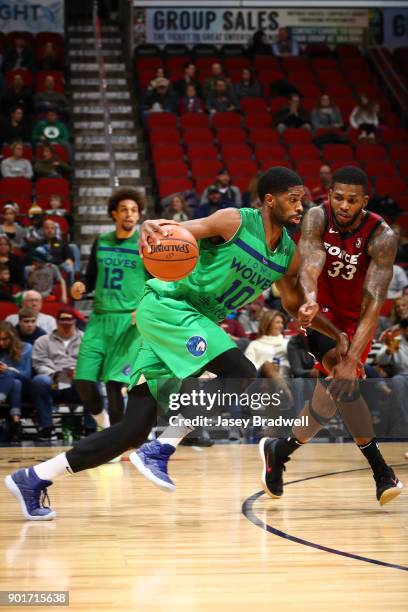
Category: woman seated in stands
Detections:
[
  {"x1": 0, "y1": 321, "x2": 32, "y2": 443},
  {"x1": 0, "y1": 203, "x2": 26, "y2": 250}
]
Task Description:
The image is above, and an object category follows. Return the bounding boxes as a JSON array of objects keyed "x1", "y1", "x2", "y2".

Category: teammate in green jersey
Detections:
[
  {"x1": 5, "y1": 167, "x2": 349, "y2": 520},
  {"x1": 72, "y1": 187, "x2": 148, "y2": 429}
]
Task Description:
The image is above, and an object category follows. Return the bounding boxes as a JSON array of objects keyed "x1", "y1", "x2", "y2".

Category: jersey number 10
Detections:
[{"x1": 216, "y1": 280, "x2": 256, "y2": 309}]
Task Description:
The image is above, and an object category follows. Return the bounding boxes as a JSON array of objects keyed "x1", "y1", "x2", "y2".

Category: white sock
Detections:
[
  {"x1": 34, "y1": 453, "x2": 73, "y2": 481},
  {"x1": 159, "y1": 422, "x2": 195, "y2": 448},
  {"x1": 92, "y1": 410, "x2": 110, "y2": 429}
]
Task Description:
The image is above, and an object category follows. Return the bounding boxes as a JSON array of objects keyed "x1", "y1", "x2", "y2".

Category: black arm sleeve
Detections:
[{"x1": 82, "y1": 238, "x2": 98, "y2": 293}]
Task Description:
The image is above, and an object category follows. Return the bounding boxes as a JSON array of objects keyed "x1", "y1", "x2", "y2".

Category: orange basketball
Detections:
[{"x1": 142, "y1": 224, "x2": 199, "y2": 281}]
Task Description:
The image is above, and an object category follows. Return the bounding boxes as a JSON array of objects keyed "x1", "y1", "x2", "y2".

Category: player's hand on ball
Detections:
[
  {"x1": 140, "y1": 219, "x2": 180, "y2": 253},
  {"x1": 71, "y1": 281, "x2": 86, "y2": 300},
  {"x1": 297, "y1": 300, "x2": 319, "y2": 327}
]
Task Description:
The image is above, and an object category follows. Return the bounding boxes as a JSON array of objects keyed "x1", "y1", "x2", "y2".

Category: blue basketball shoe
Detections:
[
  {"x1": 130, "y1": 440, "x2": 176, "y2": 492},
  {"x1": 5, "y1": 467, "x2": 56, "y2": 520}
]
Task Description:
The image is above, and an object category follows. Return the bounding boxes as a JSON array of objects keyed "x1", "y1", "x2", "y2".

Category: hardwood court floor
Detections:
[{"x1": 0, "y1": 443, "x2": 407, "y2": 611}]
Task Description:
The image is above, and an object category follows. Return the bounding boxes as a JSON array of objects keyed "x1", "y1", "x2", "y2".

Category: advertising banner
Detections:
[{"x1": 0, "y1": 1, "x2": 64, "y2": 34}]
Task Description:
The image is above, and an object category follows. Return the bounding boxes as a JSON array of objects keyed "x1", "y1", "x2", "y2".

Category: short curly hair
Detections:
[{"x1": 107, "y1": 187, "x2": 145, "y2": 218}]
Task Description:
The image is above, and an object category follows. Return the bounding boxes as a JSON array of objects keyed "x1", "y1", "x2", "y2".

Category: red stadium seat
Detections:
[
  {"x1": 257, "y1": 70, "x2": 286, "y2": 86},
  {"x1": 255, "y1": 144, "x2": 287, "y2": 163},
  {"x1": 286, "y1": 69, "x2": 317, "y2": 85},
  {"x1": 155, "y1": 160, "x2": 189, "y2": 178},
  {"x1": 390, "y1": 145, "x2": 408, "y2": 162},
  {"x1": 195, "y1": 177, "x2": 215, "y2": 197},
  {"x1": 364, "y1": 160, "x2": 398, "y2": 178},
  {"x1": 35, "y1": 143, "x2": 69, "y2": 163},
  {"x1": 5, "y1": 69, "x2": 33, "y2": 88},
  {"x1": 166, "y1": 56, "x2": 190, "y2": 70},
  {"x1": 224, "y1": 57, "x2": 250, "y2": 71},
  {"x1": 6, "y1": 32, "x2": 34, "y2": 47},
  {"x1": 399, "y1": 161, "x2": 408, "y2": 177},
  {"x1": 227, "y1": 160, "x2": 259, "y2": 177},
  {"x1": 324, "y1": 84, "x2": 354, "y2": 98},
  {"x1": 269, "y1": 97, "x2": 289, "y2": 113},
  {"x1": 312, "y1": 57, "x2": 338, "y2": 70},
  {"x1": 180, "y1": 113, "x2": 208, "y2": 130},
  {"x1": 183, "y1": 129, "x2": 214, "y2": 146},
  {"x1": 36, "y1": 177, "x2": 70, "y2": 200},
  {"x1": 315, "y1": 70, "x2": 347, "y2": 85},
  {"x1": 336, "y1": 44, "x2": 361, "y2": 59},
  {"x1": 297, "y1": 83, "x2": 322, "y2": 98},
  {"x1": 46, "y1": 214, "x2": 69, "y2": 236},
  {"x1": 232, "y1": 176, "x2": 252, "y2": 194},
  {"x1": 212, "y1": 113, "x2": 242, "y2": 129},
  {"x1": 253, "y1": 56, "x2": 280, "y2": 71},
  {"x1": 221, "y1": 144, "x2": 253, "y2": 161},
  {"x1": 0, "y1": 302, "x2": 19, "y2": 318},
  {"x1": 187, "y1": 143, "x2": 219, "y2": 161},
  {"x1": 149, "y1": 129, "x2": 179, "y2": 146},
  {"x1": 381, "y1": 128, "x2": 408, "y2": 145},
  {"x1": 190, "y1": 159, "x2": 221, "y2": 178},
  {"x1": 384, "y1": 112, "x2": 406, "y2": 128},
  {"x1": 195, "y1": 57, "x2": 218, "y2": 71},
  {"x1": 258, "y1": 159, "x2": 293, "y2": 171},
  {"x1": 0, "y1": 177, "x2": 32, "y2": 203},
  {"x1": 282, "y1": 128, "x2": 313, "y2": 145},
  {"x1": 147, "y1": 113, "x2": 178, "y2": 130},
  {"x1": 151, "y1": 144, "x2": 185, "y2": 164},
  {"x1": 355, "y1": 144, "x2": 387, "y2": 162},
  {"x1": 158, "y1": 178, "x2": 193, "y2": 198},
  {"x1": 295, "y1": 160, "x2": 323, "y2": 177},
  {"x1": 240, "y1": 98, "x2": 268, "y2": 113},
  {"x1": 135, "y1": 57, "x2": 162, "y2": 71},
  {"x1": 216, "y1": 128, "x2": 247, "y2": 145},
  {"x1": 35, "y1": 32, "x2": 64, "y2": 48},
  {"x1": 289, "y1": 145, "x2": 320, "y2": 162},
  {"x1": 249, "y1": 128, "x2": 280, "y2": 146},
  {"x1": 281, "y1": 56, "x2": 308, "y2": 71},
  {"x1": 323, "y1": 144, "x2": 354, "y2": 162},
  {"x1": 376, "y1": 177, "x2": 408, "y2": 198},
  {"x1": 245, "y1": 113, "x2": 272, "y2": 129},
  {"x1": 137, "y1": 70, "x2": 157, "y2": 89}
]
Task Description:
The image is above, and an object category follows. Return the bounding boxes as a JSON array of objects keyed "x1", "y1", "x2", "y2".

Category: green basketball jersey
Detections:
[
  {"x1": 93, "y1": 230, "x2": 148, "y2": 313},
  {"x1": 146, "y1": 208, "x2": 295, "y2": 322}
]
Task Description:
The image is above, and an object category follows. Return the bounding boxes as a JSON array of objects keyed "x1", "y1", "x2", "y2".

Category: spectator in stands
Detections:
[
  {"x1": 206, "y1": 78, "x2": 239, "y2": 114},
  {"x1": 31, "y1": 109, "x2": 70, "y2": 149},
  {"x1": 27, "y1": 246, "x2": 68, "y2": 303},
  {"x1": 287, "y1": 331, "x2": 319, "y2": 415},
  {"x1": 162, "y1": 193, "x2": 191, "y2": 222},
  {"x1": 45, "y1": 194, "x2": 74, "y2": 235},
  {"x1": 200, "y1": 169, "x2": 242, "y2": 207},
  {"x1": 31, "y1": 308, "x2": 93, "y2": 441},
  {"x1": 1, "y1": 106, "x2": 31, "y2": 144},
  {"x1": 203, "y1": 63, "x2": 230, "y2": 96},
  {"x1": 272, "y1": 27, "x2": 300, "y2": 57},
  {"x1": 174, "y1": 62, "x2": 201, "y2": 98},
  {"x1": 1, "y1": 140, "x2": 33, "y2": 179},
  {"x1": 275, "y1": 93, "x2": 311, "y2": 132},
  {"x1": 34, "y1": 143, "x2": 72, "y2": 178},
  {"x1": 0, "y1": 203, "x2": 26, "y2": 249},
  {"x1": 349, "y1": 94, "x2": 379, "y2": 142},
  {"x1": 14, "y1": 307, "x2": 47, "y2": 345},
  {"x1": 34, "y1": 75, "x2": 68, "y2": 115},
  {"x1": 195, "y1": 186, "x2": 226, "y2": 218},
  {"x1": 244, "y1": 310, "x2": 291, "y2": 376},
  {"x1": 1, "y1": 73, "x2": 33, "y2": 116},
  {"x1": 23, "y1": 204, "x2": 46, "y2": 259},
  {"x1": 142, "y1": 78, "x2": 178, "y2": 116},
  {"x1": 0, "y1": 321, "x2": 31, "y2": 443},
  {"x1": 392, "y1": 223, "x2": 408, "y2": 264},
  {"x1": 180, "y1": 84, "x2": 202, "y2": 113},
  {"x1": 220, "y1": 313, "x2": 249, "y2": 352},
  {"x1": 311, "y1": 164, "x2": 332, "y2": 205},
  {"x1": 311, "y1": 94, "x2": 343, "y2": 130},
  {"x1": 0, "y1": 263, "x2": 18, "y2": 302},
  {"x1": 147, "y1": 67, "x2": 170, "y2": 92},
  {"x1": 376, "y1": 317, "x2": 408, "y2": 422},
  {"x1": 3, "y1": 37, "x2": 34, "y2": 72},
  {"x1": 0, "y1": 235, "x2": 23, "y2": 287},
  {"x1": 387, "y1": 264, "x2": 408, "y2": 299},
  {"x1": 248, "y1": 30, "x2": 271, "y2": 56},
  {"x1": 6, "y1": 290, "x2": 56, "y2": 333},
  {"x1": 238, "y1": 298, "x2": 265, "y2": 338},
  {"x1": 40, "y1": 219, "x2": 75, "y2": 285},
  {"x1": 233, "y1": 68, "x2": 262, "y2": 100},
  {"x1": 38, "y1": 42, "x2": 62, "y2": 71}
]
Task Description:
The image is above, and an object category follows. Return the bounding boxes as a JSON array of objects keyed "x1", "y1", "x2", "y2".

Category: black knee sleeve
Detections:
[
  {"x1": 74, "y1": 379, "x2": 104, "y2": 415},
  {"x1": 308, "y1": 401, "x2": 333, "y2": 426},
  {"x1": 206, "y1": 348, "x2": 257, "y2": 379}
]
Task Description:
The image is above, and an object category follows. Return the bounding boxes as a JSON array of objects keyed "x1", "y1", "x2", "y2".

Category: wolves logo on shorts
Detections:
[{"x1": 186, "y1": 336, "x2": 207, "y2": 357}]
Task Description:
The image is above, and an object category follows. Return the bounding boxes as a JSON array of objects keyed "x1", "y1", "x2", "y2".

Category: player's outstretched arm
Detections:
[
  {"x1": 297, "y1": 206, "x2": 327, "y2": 326},
  {"x1": 140, "y1": 209, "x2": 242, "y2": 251},
  {"x1": 276, "y1": 249, "x2": 348, "y2": 356},
  {"x1": 347, "y1": 224, "x2": 397, "y2": 367}
]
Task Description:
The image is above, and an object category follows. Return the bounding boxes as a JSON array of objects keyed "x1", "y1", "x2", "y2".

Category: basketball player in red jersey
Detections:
[{"x1": 260, "y1": 166, "x2": 403, "y2": 506}]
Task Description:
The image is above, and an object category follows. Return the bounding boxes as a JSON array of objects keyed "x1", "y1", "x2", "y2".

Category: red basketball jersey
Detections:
[{"x1": 317, "y1": 203, "x2": 384, "y2": 322}]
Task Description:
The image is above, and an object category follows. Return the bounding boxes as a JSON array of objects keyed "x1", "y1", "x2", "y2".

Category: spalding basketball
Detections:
[{"x1": 142, "y1": 224, "x2": 199, "y2": 281}]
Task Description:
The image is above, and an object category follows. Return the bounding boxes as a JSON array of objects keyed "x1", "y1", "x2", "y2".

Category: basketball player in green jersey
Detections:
[
  {"x1": 6, "y1": 167, "x2": 348, "y2": 519},
  {"x1": 72, "y1": 187, "x2": 148, "y2": 429}
]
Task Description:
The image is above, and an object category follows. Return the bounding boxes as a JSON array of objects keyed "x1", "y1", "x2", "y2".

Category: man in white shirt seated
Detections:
[{"x1": 6, "y1": 290, "x2": 56, "y2": 333}]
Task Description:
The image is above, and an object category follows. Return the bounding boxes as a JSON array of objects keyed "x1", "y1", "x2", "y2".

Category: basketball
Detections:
[{"x1": 142, "y1": 224, "x2": 199, "y2": 281}]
